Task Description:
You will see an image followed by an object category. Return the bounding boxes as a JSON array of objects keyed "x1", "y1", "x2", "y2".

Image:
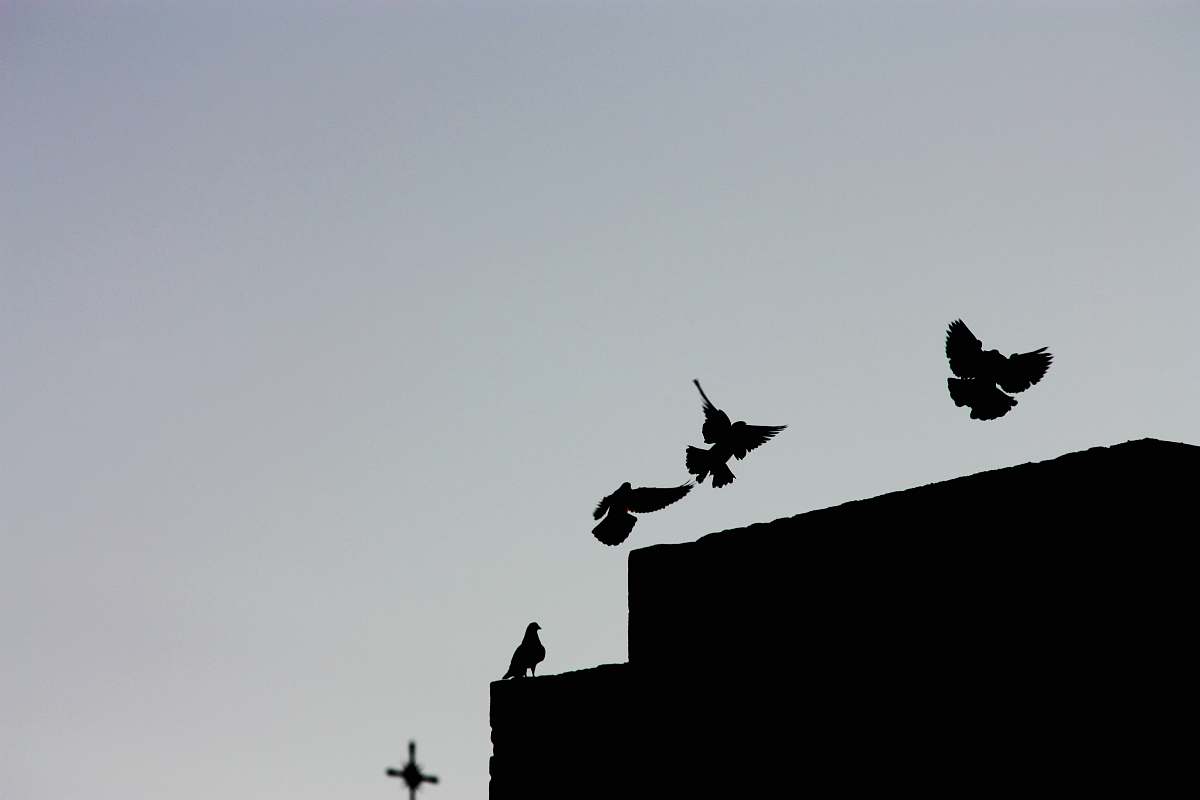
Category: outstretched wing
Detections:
[
  {"x1": 730, "y1": 423, "x2": 786, "y2": 460},
  {"x1": 592, "y1": 510, "x2": 636, "y2": 546},
  {"x1": 593, "y1": 491, "x2": 613, "y2": 521},
  {"x1": 945, "y1": 319, "x2": 984, "y2": 378},
  {"x1": 694, "y1": 380, "x2": 731, "y2": 443},
  {"x1": 627, "y1": 483, "x2": 693, "y2": 514},
  {"x1": 997, "y1": 348, "x2": 1052, "y2": 394}
]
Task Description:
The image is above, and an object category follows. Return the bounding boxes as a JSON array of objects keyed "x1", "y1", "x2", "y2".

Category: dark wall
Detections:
[
  {"x1": 493, "y1": 440, "x2": 1197, "y2": 797},
  {"x1": 630, "y1": 439, "x2": 1195, "y2": 675},
  {"x1": 490, "y1": 664, "x2": 634, "y2": 797}
]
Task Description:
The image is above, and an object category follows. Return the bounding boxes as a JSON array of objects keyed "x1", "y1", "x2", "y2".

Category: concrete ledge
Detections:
[
  {"x1": 629, "y1": 438, "x2": 1197, "y2": 670},
  {"x1": 490, "y1": 664, "x2": 632, "y2": 797},
  {"x1": 491, "y1": 439, "x2": 1197, "y2": 797}
]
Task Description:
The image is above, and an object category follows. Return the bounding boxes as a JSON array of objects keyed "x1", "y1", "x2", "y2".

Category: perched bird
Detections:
[
  {"x1": 685, "y1": 380, "x2": 786, "y2": 488},
  {"x1": 945, "y1": 319, "x2": 1052, "y2": 420},
  {"x1": 591, "y1": 482, "x2": 693, "y2": 546},
  {"x1": 500, "y1": 622, "x2": 545, "y2": 679}
]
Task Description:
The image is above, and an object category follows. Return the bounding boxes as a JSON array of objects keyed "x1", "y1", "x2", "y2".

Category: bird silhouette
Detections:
[
  {"x1": 945, "y1": 319, "x2": 1052, "y2": 420},
  {"x1": 591, "y1": 482, "x2": 693, "y2": 546},
  {"x1": 501, "y1": 622, "x2": 546, "y2": 679},
  {"x1": 685, "y1": 380, "x2": 786, "y2": 488}
]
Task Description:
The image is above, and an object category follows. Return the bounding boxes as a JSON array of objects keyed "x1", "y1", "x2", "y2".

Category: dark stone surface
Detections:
[
  {"x1": 492, "y1": 439, "x2": 1197, "y2": 797},
  {"x1": 490, "y1": 665, "x2": 633, "y2": 796}
]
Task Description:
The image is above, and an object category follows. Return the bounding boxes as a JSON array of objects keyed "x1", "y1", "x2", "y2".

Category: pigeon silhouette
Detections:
[
  {"x1": 591, "y1": 482, "x2": 692, "y2": 546},
  {"x1": 945, "y1": 319, "x2": 1052, "y2": 420},
  {"x1": 685, "y1": 380, "x2": 786, "y2": 488},
  {"x1": 501, "y1": 622, "x2": 545, "y2": 679}
]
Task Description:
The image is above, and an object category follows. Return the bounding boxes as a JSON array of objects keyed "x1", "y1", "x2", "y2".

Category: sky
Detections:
[{"x1": 3, "y1": 2, "x2": 1198, "y2": 798}]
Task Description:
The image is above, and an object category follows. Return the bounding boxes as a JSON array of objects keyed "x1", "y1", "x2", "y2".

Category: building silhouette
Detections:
[{"x1": 491, "y1": 438, "x2": 1196, "y2": 797}]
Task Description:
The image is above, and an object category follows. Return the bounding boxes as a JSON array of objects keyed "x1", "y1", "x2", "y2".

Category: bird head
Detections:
[
  {"x1": 619, "y1": 482, "x2": 632, "y2": 491},
  {"x1": 527, "y1": 622, "x2": 541, "y2": 633}
]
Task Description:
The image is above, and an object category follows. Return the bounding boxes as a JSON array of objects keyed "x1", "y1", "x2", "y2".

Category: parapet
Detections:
[{"x1": 492, "y1": 438, "x2": 1198, "y2": 798}]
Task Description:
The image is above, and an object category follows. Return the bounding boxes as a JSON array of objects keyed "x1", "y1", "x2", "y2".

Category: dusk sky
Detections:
[{"x1": 4, "y1": 3, "x2": 1198, "y2": 799}]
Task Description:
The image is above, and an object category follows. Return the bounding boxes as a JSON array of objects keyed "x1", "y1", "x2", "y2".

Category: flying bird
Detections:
[
  {"x1": 685, "y1": 380, "x2": 786, "y2": 488},
  {"x1": 591, "y1": 481, "x2": 692, "y2": 545},
  {"x1": 501, "y1": 622, "x2": 545, "y2": 679},
  {"x1": 945, "y1": 319, "x2": 1052, "y2": 420}
]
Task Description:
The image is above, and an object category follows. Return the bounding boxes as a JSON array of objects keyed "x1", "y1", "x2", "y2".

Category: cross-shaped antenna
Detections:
[{"x1": 385, "y1": 740, "x2": 439, "y2": 800}]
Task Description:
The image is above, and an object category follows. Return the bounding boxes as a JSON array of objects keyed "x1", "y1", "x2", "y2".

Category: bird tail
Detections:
[
  {"x1": 946, "y1": 378, "x2": 971, "y2": 408},
  {"x1": 686, "y1": 446, "x2": 736, "y2": 487},
  {"x1": 685, "y1": 446, "x2": 710, "y2": 483},
  {"x1": 948, "y1": 378, "x2": 1017, "y2": 420},
  {"x1": 591, "y1": 509, "x2": 636, "y2": 546},
  {"x1": 711, "y1": 460, "x2": 735, "y2": 488}
]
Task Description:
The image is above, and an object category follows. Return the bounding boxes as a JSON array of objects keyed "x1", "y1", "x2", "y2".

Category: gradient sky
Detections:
[{"x1": 4, "y1": 2, "x2": 1198, "y2": 799}]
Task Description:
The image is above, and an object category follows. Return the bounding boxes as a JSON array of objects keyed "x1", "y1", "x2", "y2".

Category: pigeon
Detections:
[
  {"x1": 685, "y1": 380, "x2": 786, "y2": 488},
  {"x1": 591, "y1": 481, "x2": 693, "y2": 546},
  {"x1": 945, "y1": 319, "x2": 1052, "y2": 420},
  {"x1": 501, "y1": 622, "x2": 545, "y2": 679}
]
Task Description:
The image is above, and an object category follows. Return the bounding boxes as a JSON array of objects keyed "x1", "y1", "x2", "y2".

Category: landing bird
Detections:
[
  {"x1": 385, "y1": 740, "x2": 438, "y2": 800},
  {"x1": 945, "y1": 319, "x2": 1053, "y2": 420},
  {"x1": 685, "y1": 380, "x2": 786, "y2": 488},
  {"x1": 501, "y1": 622, "x2": 546, "y2": 679},
  {"x1": 591, "y1": 481, "x2": 693, "y2": 546}
]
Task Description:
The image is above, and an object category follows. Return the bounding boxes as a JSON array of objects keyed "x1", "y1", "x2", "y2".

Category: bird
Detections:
[
  {"x1": 685, "y1": 380, "x2": 786, "y2": 488},
  {"x1": 500, "y1": 622, "x2": 546, "y2": 679},
  {"x1": 944, "y1": 319, "x2": 1052, "y2": 420},
  {"x1": 591, "y1": 481, "x2": 693, "y2": 546}
]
